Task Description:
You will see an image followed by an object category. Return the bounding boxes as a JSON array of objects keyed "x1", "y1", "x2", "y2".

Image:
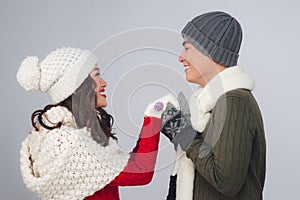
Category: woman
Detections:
[{"x1": 17, "y1": 47, "x2": 178, "y2": 200}]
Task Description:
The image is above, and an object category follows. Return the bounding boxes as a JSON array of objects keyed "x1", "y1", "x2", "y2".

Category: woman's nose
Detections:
[{"x1": 99, "y1": 78, "x2": 107, "y2": 87}]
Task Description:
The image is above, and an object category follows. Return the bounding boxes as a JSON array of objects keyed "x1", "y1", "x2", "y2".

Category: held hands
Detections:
[
  {"x1": 144, "y1": 94, "x2": 179, "y2": 119},
  {"x1": 160, "y1": 92, "x2": 197, "y2": 151}
]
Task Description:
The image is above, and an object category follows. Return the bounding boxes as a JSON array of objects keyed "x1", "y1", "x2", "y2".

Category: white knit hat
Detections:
[{"x1": 16, "y1": 47, "x2": 97, "y2": 103}]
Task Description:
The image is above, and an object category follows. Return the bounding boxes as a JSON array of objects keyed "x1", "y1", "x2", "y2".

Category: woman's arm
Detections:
[{"x1": 108, "y1": 116, "x2": 161, "y2": 186}]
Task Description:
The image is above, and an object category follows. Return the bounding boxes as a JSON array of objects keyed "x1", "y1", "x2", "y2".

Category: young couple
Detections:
[{"x1": 17, "y1": 11, "x2": 266, "y2": 200}]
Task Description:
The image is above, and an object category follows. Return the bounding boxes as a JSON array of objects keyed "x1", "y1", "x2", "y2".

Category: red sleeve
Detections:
[{"x1": 108, "y1": 116, "x2": 161, "y2": 186}]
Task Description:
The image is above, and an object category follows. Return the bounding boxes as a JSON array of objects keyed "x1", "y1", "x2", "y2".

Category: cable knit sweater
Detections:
[
  {"x1": 20, "y1": 106, "x2": 161, "y2": 200},
  {"x1": 186, "y1": 89, "x2": 266, "y2": 199}
]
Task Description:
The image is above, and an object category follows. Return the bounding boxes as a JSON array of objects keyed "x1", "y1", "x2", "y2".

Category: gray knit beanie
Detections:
[{"x1": 182, "y1": 11, "x2": 242, "y2": 67}]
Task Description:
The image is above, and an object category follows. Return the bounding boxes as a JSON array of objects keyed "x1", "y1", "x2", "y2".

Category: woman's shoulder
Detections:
[
  {"x1": 41, "y1": 106, "x2": 76, "y2": 128},
  {"x1": 23, "y1": 125, "x2": 83, "y2": 160}
]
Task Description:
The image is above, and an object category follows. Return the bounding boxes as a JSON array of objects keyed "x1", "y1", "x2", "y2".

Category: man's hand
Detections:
[{"x1": 160, "y1": 92, "x2": 198, "y2": 151}]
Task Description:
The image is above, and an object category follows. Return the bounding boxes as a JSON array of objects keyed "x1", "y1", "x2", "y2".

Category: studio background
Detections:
[{"x1": 1, "y1": 0, "x2": 299, "y2": 199}]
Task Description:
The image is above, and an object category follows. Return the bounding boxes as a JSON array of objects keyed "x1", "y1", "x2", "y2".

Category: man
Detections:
[{"x1": 161, "y1": 11, "x2": 266, "y2": 200}]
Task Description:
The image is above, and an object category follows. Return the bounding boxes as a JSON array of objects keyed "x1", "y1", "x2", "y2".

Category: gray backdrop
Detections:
[{"x1": 1, "y1": 0, "x2": 299, "y2": 199}]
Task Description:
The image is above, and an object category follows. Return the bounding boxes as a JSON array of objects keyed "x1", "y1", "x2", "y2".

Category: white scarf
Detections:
[{"x1": 172, "y1": 66, "x2": 255, "y2": 200}]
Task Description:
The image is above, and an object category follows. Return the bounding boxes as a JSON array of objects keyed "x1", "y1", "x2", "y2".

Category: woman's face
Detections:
[{"x1": 90, "y1": 67, "x2": 108, "y2": 108}]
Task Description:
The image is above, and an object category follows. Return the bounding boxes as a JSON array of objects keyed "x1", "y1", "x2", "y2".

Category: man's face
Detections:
[{"x1": 178, "y1": 38, "x2": 220, "y2": 87}]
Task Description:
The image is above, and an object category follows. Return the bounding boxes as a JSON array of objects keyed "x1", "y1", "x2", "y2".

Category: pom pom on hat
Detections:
[
  {"x1": 16, "y1": 47, "x2": 97, "y2": 103},
  {"x1": 16, "y1": 56, "x2": 41, "y2": 91}
]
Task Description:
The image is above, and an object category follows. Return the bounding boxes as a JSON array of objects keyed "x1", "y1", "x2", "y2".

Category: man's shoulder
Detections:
[
  {"x1": 215, "y1": 89, "x2": 259, "y2": 111},
  {"x1": 224, "y1": 88, "x2": 252, "y2": 98},
  {"x1": 218, "y1": 89, "x2": 254, "y2": 103},
  {"x1": 216, "y1": 89, "x2": 262, "y2": 116}
]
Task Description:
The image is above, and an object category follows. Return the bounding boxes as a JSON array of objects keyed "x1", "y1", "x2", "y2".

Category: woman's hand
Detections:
[{"x1": 144, "y1": 94, "x2": 179, "y2": 118}]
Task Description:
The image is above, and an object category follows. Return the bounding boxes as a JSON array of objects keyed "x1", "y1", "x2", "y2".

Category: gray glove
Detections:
[{"x1": 161, "y1": 92, "x2": 197, "y2": 151}]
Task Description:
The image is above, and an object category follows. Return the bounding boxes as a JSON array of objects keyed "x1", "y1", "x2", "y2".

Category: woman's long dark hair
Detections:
[{"x1": 31, "y1": 76, "x2": 116, "y2": 146}]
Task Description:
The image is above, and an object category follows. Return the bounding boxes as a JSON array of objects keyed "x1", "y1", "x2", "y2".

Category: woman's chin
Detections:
[{"x1": 96, "y1": 102, "x2": 107, "y2": 108}]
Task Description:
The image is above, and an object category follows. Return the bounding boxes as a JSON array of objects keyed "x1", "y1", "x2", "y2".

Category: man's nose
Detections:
[{"x1": 178, "y1": 55, "x2": 185, "y2": 63}]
